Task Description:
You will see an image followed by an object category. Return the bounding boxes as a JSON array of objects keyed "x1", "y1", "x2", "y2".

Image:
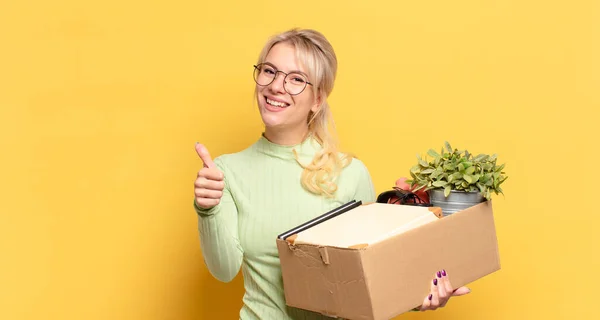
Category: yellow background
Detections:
[{"x1": 1, "y1": 0, "x2": 598, "y2": 319}]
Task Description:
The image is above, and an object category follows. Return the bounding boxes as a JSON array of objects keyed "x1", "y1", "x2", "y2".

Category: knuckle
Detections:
[
  {"x1": 196, "y1": 175, "x2": 207, "y2": 185},
  {"x1": 210, "y1": 181, "x2": 224, "y2": 191},
  {"x1": 214, "y1": 169, "x2": 224, "y2": 180},
  {"x1": 199, "y1": 168, "x2": 210, "y2": 177}
]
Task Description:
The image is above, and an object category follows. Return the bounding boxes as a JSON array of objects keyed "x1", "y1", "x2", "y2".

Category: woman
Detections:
[{"x1": 193, "y1": 28, "x2": 469, "y2": 319}]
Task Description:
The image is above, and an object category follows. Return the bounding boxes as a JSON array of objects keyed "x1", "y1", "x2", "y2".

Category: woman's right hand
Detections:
[{"x1": 194, "y1": 143, "x2": 225, "y2": 209}]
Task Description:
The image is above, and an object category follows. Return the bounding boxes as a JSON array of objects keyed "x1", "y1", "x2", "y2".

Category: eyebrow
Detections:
[{"x1": 262, "y1": 61, "x2": 309, "y2": 78}]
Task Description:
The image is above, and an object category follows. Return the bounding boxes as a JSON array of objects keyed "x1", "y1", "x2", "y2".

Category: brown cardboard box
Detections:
[{"x1": 276, "y1": 201, "x2": 501, "y2": 320}]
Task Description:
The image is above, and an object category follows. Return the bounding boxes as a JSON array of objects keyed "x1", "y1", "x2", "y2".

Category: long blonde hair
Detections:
[{"x1": 255, "y1": 28, "x2": 353, "y2": 197}]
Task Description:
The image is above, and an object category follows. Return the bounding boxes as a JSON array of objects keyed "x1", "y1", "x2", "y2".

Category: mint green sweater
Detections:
[{"x1": 194, "y1": 134, "x2": 376, "y2": 319}]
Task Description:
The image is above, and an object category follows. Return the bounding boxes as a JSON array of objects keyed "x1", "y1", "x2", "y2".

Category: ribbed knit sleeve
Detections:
[{"x1": 194, "y1": 158, "x2": 243, "y2": 283}]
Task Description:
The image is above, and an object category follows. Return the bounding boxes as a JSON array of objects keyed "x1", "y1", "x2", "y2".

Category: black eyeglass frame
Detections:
[{"x1": 253, "y1": 63, "x2": 313, "y2": 96}]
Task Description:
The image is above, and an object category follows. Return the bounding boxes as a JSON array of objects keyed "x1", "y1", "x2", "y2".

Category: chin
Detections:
[{"x1": 259, "y1": 111, "x2": 286, "y2": 129}]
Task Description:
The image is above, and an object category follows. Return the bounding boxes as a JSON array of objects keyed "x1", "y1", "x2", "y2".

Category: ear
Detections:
[{"x1": 311, "y1": 94, "x2": 322, "y2": 113}]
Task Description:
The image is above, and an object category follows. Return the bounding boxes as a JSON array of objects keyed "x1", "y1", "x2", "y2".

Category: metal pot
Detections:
[{"x1": 428, "y1": 189, "x2": 485, "y2": 216}]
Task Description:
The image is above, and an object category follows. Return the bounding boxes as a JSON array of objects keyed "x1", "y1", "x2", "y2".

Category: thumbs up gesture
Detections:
[{"x1": 194, "y1": 143, "x2": 225, "y2": 209}]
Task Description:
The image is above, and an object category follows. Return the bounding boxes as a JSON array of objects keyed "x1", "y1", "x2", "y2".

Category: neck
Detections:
[{"x1": 263, "y1": 125, "x2": 310, "y2": 146}]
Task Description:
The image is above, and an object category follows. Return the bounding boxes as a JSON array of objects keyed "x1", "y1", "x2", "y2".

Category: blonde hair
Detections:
[{"x1": 255, "y1": 28, "x2": 353, "y2": 197}]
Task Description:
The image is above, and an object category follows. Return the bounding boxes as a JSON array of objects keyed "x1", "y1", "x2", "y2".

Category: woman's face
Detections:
[{"x1": 256, "y1": 42, "x2": 319, "y2": 135}]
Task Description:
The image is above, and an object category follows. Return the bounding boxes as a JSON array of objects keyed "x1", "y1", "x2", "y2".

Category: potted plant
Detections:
[{"x1": 404, "y1": 142, "x2": 508, "y2": 216}]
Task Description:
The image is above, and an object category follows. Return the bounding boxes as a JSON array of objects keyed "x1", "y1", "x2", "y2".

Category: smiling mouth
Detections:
[{"x1": 266, "y1": 97, "x2": 290, "y2": 108}]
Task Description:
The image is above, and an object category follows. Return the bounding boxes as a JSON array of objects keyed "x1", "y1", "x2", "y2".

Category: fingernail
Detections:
[
  {"x1": 433, "y1": 278, "x2": 438, "y2": 286},
  {"x1": 442, "y1": 269, "x2": 447, "y2": 276},
  {"x1": 437, "y1": 271, "x2": 442, "y2": 278},
  {"x1": 428, "y1": 294, "x2": 432, "y2": 300}
]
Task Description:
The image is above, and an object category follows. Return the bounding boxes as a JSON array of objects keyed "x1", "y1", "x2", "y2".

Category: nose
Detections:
[{"x1": 268, "y1": 71, "x2": 287, "y2": 94}]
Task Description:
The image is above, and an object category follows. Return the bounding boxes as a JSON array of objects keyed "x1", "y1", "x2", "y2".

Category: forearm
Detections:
[{"x1": 195, "y1": 200, "x2": 243, "y2": 283}]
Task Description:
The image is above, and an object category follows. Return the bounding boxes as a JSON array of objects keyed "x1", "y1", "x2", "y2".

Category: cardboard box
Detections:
[{"x1": 276, "y1": 201, "x2": 501, "y2": 320}]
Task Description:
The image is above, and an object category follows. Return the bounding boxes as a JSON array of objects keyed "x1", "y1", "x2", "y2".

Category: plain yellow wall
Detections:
[{"x1": 1, "y1": 0, "x2": 598, "y2": 319}]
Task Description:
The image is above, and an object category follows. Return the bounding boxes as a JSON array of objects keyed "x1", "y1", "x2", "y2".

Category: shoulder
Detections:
[
  {"x1": 340, "y1": 155, "x2": 373, "y2": 181},
  {"x1": 213, "y1": 148, "x2": 252, "y2": 168},
  {"x1": 211, "y1": 141, "x2": 260, "y2": 171},
  {"x1": 336, "y1": 155, "x2": 376, "y2": 203},
  {"x1": 344, "y1": 154, "x2": 370, "y2": 172}
]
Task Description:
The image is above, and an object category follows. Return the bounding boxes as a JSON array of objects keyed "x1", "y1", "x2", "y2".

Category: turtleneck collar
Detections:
[{"x1": 255, "y1": 132, "x2": 321, "y2": 161}]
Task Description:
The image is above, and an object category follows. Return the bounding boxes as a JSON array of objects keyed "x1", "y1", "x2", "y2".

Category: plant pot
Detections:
[{"x1": 428, "y1": 189, "x2": 485, "y2": 216}]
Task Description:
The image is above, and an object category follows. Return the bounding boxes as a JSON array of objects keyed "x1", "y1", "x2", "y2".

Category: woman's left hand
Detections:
[{"x1": 417, "y1": 269, "x2": 471, "y2": 311}]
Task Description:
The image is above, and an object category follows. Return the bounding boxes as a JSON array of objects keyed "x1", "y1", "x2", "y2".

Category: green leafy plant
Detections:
[{"x1": 405, "y1": 142, "x2": 508, "y2": 200}]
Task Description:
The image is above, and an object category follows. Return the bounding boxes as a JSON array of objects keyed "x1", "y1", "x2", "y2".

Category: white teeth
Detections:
[{"x1": 266, "y1": 98, "x2": 288, "y2": 108}]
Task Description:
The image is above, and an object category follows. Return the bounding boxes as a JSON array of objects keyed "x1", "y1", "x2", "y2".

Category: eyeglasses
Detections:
[{"x1": 253, "y1": 63, "x2": 313, "y2": 95}]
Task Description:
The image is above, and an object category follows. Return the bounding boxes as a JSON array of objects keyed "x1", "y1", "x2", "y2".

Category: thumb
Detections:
[
  {"x1": 452, "y1": 286, "x2": 471, "y2": 296},
  {"x1": 195, "y1": 142, "x2": 215, "y2": 168}
]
